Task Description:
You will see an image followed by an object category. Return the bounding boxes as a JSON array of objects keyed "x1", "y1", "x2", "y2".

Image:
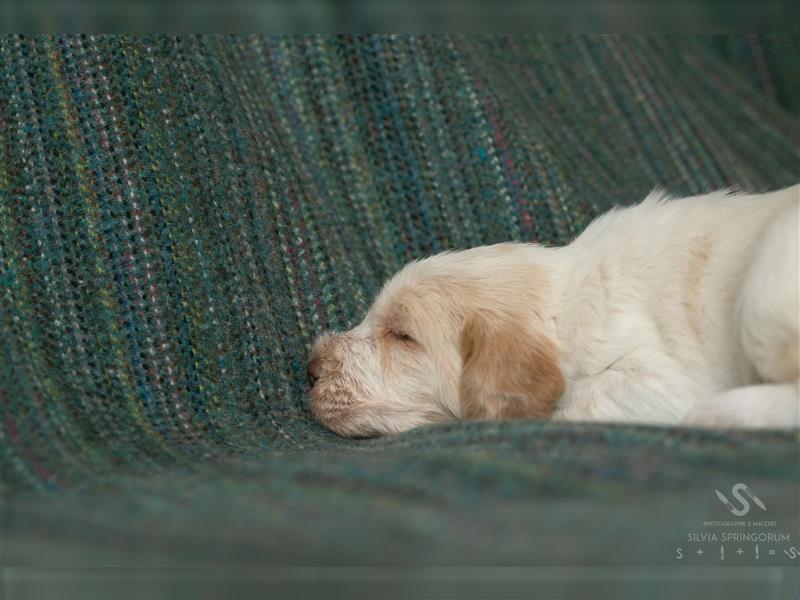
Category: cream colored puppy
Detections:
[{"x1": 308, "y1": 185, "x2": 800, "y2": 437}]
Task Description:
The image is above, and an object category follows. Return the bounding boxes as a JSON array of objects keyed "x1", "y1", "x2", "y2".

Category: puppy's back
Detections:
[{"x1": 562, "y1": 186, "x2": 798, "y2": 389}]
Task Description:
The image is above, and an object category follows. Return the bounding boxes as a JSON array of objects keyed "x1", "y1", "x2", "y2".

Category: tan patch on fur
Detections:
[
  {"x1": 458, "y1": 313, "x2": 565, "y2": 420},
  {"x1": 377, "y1": 331, "x2": 393, "y2": 375},
  {"x1": 682, "y1": 235, "x2": 713, "y2": 342},
  {"x1": 377, "y1": 298, "x2": 425, "y2": 378},
  {"x1": 599, "y1": 261, "x2": 611, "y2": 304},
  {"x1": 378, "y1": 330, "x2": 413, "y2": 376},
  {"x1": 775, "y1": 338, "x2": 800, "y2": 381}
]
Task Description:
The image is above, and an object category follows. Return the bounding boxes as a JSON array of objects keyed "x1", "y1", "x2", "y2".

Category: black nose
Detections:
[{"x1": 308, "y1": 355, "x2": 322, "y2": 381}]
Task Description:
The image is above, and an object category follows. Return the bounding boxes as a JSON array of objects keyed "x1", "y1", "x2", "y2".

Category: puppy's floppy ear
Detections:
[{"x1": 459, "y1": 313, "x2": 565, "y2": 420}]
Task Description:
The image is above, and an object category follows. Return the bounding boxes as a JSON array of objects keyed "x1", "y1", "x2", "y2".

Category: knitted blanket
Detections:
[{"x1": 1, "y1": 35, "x2": 798, "y2": 598}]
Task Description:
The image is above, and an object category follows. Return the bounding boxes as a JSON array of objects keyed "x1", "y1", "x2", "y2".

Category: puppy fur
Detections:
[{"x1": 308, "y1": 185, "x2": 799, "y2": 437}]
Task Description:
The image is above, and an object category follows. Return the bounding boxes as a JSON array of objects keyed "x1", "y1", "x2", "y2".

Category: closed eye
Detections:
[{"x1": 390, "y1": 330, "x2": 414, "y2": 343}]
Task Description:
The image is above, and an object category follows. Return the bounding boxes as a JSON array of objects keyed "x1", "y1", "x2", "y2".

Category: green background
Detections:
[{"x1": 1, "y1": 35, "x2": 798, "y2": 597}]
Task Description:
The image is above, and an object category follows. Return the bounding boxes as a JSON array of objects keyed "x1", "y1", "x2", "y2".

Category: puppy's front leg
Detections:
[
  {"x1": 552, "y1": 365, "x2": 697, "y2": 425},
  {"x1": 682, "y1": 383, "x2": 800, "y2": 429}
]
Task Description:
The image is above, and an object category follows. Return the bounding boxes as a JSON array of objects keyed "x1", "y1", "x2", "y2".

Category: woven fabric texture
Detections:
[{"x1": 1, "y1": 35, "x2": 799, "y2": 576}]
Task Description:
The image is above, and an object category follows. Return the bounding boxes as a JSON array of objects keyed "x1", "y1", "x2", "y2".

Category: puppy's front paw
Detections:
[{"x1": 683, "y1": 384, "x2": 799, "y2": 429}]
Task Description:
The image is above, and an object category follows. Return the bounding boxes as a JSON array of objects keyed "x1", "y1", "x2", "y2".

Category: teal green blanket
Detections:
[{"x1": 1, "y1": 35, "x2": 799, "y2": 598}]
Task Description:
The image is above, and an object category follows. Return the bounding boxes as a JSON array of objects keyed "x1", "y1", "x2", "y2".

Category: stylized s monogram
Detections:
[{"x1": 715, "y1": 483, "x2": 767, "y2": 516}]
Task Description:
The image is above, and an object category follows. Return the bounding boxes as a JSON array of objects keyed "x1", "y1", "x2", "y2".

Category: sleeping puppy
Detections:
[{"x1": 308, "y1": 185, "x2": 799, "y2": 437}]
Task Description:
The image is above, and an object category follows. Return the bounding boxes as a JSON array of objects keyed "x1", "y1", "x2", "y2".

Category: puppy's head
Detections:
[{"x1": 308, "y1": 244, "x2": 564, "y2": 437}]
